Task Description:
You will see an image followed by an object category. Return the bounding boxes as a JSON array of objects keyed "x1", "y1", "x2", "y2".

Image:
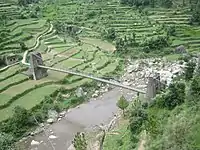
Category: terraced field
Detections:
[
  {"x1": 145, "y1": 7, "x2": 200, "y2": 53},
  {"x1": 0, "y1": 1, "x2": 119, "y2": 121},
  {"x1": 0, "y1": 1, "x2": 19, "y2": 19},
  {"x1": 55, "y1": 0, "x2": 200, "y2": 55},
  {"x1": 0, "y1": 0, "x2": 200, "y2": 122}
]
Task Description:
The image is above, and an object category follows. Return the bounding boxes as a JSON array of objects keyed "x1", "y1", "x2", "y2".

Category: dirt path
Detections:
[
  {"x1": 20, "y1": 87, "x2": 139, "y2": 150},
  {"x1": 138, "y1": 131, "x2": 146, "y2": 150}
]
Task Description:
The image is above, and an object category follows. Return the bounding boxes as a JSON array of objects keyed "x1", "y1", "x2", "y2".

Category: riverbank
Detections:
[{"x1": 18, "y1": 87, "x2": 139, "y2": 150}]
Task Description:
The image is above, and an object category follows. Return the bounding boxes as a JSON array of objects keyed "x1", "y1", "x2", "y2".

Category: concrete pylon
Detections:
[
  {"x1": 29, "y1": 52, "x2": 48, "y2": 80},
  {"x1": 146, "y1": 73, "x2": 161, "y2": 101},
  {"x1": 146, "y1": 77, "x2": 156, "y2": 100}
]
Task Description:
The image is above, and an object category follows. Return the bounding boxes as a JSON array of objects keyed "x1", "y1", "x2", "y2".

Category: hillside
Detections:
[{"x1": 0, "y1": 0, "x2": 200, "y2": 149}]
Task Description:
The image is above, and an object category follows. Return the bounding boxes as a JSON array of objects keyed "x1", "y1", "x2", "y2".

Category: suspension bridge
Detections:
[{"x1": 22, "y1": 51, "x2": 147, "y2": 94}]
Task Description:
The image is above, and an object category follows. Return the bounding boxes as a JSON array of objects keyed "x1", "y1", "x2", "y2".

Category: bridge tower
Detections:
[
  {"x1": 146, "y1": 73, "x2": 162, "y2": 100},
  {"x1": 29, "y1": 52, "x2": 48, "y2": 80}
]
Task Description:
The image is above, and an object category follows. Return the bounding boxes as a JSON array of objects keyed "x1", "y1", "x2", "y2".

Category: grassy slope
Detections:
[
  {"x1": 3, "y1": 0, "x2": 199, "y2": 123},
  {"x1": 0, "y1": 85, "x2": 58, "y2": 121}
]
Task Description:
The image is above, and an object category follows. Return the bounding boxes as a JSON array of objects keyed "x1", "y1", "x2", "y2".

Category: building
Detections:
[{"x1": 4, "y1": 53, "x2": 19, "y2": 65}]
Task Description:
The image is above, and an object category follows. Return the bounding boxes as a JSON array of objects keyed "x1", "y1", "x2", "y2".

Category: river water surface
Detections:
[{"x1": 21, "y1": 87, "x2": 139, "y2": 150}]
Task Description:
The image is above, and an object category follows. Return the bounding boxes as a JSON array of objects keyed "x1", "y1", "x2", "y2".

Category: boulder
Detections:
[
  {"x1": 49, "y1": 135, "x2": 57, "y2": 139},
  {"x1": 48, "y1": 110, "x2": 58, "y2": 122},
  {"x1": 76, "y1": 87, "x2": 84, "y2": 97},
  {"x1": 175, "y1": 45, "x2": 187, "y2": 54},
  {"x1": 59, "y1": 110, "x2": 66, "y2": 117},
  {"x1": 92, "y1": 93, "x2": 98, "y2": 98},
  {"x1": 31, "y1": 140, "x2": 40, "y2": 146},
  {"x1": 47, "y1": 118, "x2": 54, "y2": 124},
  {"x1": 68, "y1": 144, "x2": 76, "y2": 150}
]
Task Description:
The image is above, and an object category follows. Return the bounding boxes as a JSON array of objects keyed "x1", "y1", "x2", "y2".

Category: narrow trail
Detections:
[
  {"x1": 1, "y1": 23, "x2": 54, "y2": 71},
  {"x1": 138, "y1": 131, "x2": 147, "y2": 150}
]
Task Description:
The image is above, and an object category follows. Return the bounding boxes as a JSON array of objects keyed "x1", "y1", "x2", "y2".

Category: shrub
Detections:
[
  {"x1": 103, "y1": 28, "x2": 116, "y2": 40},
  {"x1": 72, "y1": 132, "x2": 87, "y2": 150},
  {"x1": 1, "y1": 106, "x2": 34, "y2": 138},
  {"x1": 160, "y1": 0, "x2": 173, "y2": 8},
  {"x1": 0, "y1": 132, "x2": 14, "y2": 150},
  {"x1": 184, "y1": 60, "x2": 196, "y2": 81},
  {"x1": 117, "y1": 96, "x2": 129, "y2": 116},
  {"x1": 164, "y1": 81, "x2": 186, "y2": 110},
  {"x1": 165, "y1": 25, "x2": 176, "y2": 36},
  {"x1": 188, "y1": 76, "x2": 200, "y2": 104},
  {"x1": 120, "y1": 0, "x2": 150, "y2": 7},
  {"x1": 190, "y1": 1, "x2": 200, "y2": 25},
  {"x1": 129, "y1": 99, "x2": 148, "y2": 136},
  {"x1": 140, "y1": 35, "x2": 169, "y2": 52}
]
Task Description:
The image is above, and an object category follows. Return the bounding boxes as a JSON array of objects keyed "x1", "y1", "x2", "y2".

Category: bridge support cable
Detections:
[{"x1": 38, "y1": 65, "x2": 146, "y2": 94}]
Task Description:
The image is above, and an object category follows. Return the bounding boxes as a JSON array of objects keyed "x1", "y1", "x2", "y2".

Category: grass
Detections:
[
  {"x1": 0, "y1": 65, "x2": 22, "y2": 80},
  {"x1": 103, "y1": 119, "x2": 131, "y2": 150},
  {"x1": 0, "y1": 85, "x2": 58, "y2": 121},
  {"x1": 165, "y1": 54, "x2": 181, "y2": 61},
  {"x1": 54, "y1": 58, "x2": 83, "y2": 68},
  {"x1": 81, "y1": 37, "x2": 116, "y2": 52},
  {"x1": 0, "y1": 74, "x2": 28, "y2": 93}
]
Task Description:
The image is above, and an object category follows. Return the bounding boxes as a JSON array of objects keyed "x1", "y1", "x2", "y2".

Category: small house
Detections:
[{"x1": 4, "y1": 53, "x2": 19, "y2": 65}]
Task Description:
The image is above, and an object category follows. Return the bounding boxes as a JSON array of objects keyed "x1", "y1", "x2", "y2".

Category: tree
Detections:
[
  {"x1": 104, "y1": 28, "x2": 116, "y2": 40},
  {"x1": 129, "y1": 99, "x2": 148, "y2": 148},
  {"x1": 120, "y1": 0, "x2": 150, "y2": 7},
  {"x1": 18, "y1": 0, "x2": 40, "y2": 6},
  {"x1": 1, "y1": 106, "x2": 33, "y2": 138},
  {"x1": 184, "y1": 60, "x2": 196, "y2": 81},
  {"x1": 166, "y1": 25, "x2": 176, "y2": 36},
  {"x1": 160, "y1": 0, "x2": 173, "y2": 8},
  {"x1": 188, "y1": 76, "x2": 200, "y2": 104},
  {"x1": 116, "y1": 37, "x2": 126, "y2": 52},
  {"x1": 72, "y1": 132, "x2": 87, "y2": 150},
  {"x1": 0, "y1": 132, "x2": 14, "y2": 150},
  {"x1": 190, "y1": 0, "x2": 200, "y2": 24},
  {"x1": 140, "y1": 35, "x2": 169, "y2": 52},
  {"x1": 117, "y1": 95, "x2": 129, "y2": 116},
  {"x1": 20, "y1": 41, "x2": 28, "y2": 51},
  {"x1": 164, "y1": 81, "x2": 186, "y2": 110}
]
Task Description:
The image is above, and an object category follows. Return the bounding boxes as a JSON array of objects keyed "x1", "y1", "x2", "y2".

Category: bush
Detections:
[
  {"x1": 72, "y1": 132, "x2": 87, "y2": 150},
  {"x1": 0, "y1": 132, "x2": 14, "y2": 150},
  {"x1": 129, "y1": 100, "x2": 148, "y2": 135},
  {"x1": 140, "y1": 35, "x2": 169, "y2": 53},
  {"x1": 164, "y1": 81, "x2": 186, "y2": 110},
  {"x1": 165, "y1": 25, "x2": 176, "y2": 36},
  {"x1": 1, "y1": 106, "x2": 34, "y2": 138},
  {"x1": 190, "y1": 1, "x2": 200, "y2": 25},
  {"x1": 160, "y1": 0, "x2": 173, "y2": 8},
  {"x1": 120, "y1": 0, "x2": 150, "y2": 7},
  {"x1": 184, "y1": 60, "x2": 196, "y2": 81},
  {"x1": 103, "y1": 28, "x2": 116, "y2": 40},
  {"x1": 188, "y1": 76, "x2": 200, "y2": 104},
  {"x1": 117, "y1": 96, "x2": 129, "y2": 116}
]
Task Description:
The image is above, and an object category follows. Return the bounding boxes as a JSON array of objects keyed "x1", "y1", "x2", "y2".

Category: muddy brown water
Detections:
[{"x1": 19, "y1": 87, "x2": 140, "y2": 150}]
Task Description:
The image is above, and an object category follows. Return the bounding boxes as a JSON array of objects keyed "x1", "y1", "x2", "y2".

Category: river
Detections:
[{"x1": 20, "y1": 87, "x2": 140, "y2": 150}]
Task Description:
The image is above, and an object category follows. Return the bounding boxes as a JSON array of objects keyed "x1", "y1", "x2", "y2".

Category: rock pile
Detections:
[
  {"x1": 122, "y1": 58, "x2": 185, "y2": 91},
  {"x1": 92, "y1": 83, "x2": 111, "y2": 98}
]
